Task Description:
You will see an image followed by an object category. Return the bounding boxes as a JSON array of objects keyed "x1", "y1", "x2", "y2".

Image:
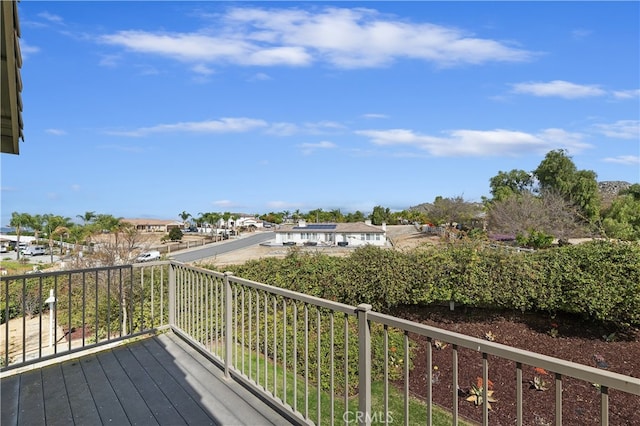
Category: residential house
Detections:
[
  {"x1": 275, "y1": 220, "x2": 387, "y2": 247},
  {"x1": 123, "y1": 218, "x2": 184, "y2": 233}
]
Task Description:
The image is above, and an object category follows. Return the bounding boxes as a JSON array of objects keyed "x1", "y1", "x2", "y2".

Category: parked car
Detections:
[
  {"x1": 135, "y1": 250, "x2": 161, "y2": 262},
  {"x1": 22, "y1": 245, "x2": 46, "y2": 256}
]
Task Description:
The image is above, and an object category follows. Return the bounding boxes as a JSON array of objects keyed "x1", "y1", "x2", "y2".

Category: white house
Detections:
[{"x1": 274, "y1": 221, "x2": 387, "y2": 247}]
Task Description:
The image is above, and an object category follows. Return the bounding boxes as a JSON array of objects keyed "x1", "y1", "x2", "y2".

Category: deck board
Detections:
[
  {"x1": 80, "y1": 355, "x2": 130, "y2": 425},
  {"x1": 41, "y1": 364, "x2": 73, "y2": 426},
  {"x1": 1, "y1": 332, "x2": 295, "y2": 426}
]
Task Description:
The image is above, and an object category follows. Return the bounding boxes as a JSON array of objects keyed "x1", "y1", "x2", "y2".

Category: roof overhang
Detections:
[{"x1": 1, "y1": 1, "x2": 23, "y2": 155}]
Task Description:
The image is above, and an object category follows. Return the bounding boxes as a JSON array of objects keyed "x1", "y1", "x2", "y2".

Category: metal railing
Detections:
[{"x1": 2, "y1": 262, "x2": 639, "y2": 425}]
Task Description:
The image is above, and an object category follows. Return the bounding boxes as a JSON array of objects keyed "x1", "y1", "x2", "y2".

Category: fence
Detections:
[{"x1": 2, "y1": 262, "x2": 639, "y2": 425}]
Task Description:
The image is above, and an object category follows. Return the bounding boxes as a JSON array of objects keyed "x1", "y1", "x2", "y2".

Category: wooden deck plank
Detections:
[
  {"x1": 1, "y1": 333, "x2": 300, "y2": 426},
  {"x1": 80, "y1": 355, "x2": 130, "y2": 425},
  {"x1": 129, "y1": 338, "x2": 217, "y2": 425},
  {"x1": 17, "y1": 369, "x2": 45, "y2": 426},
  {"x1": 113, "y1": 344, "x2": 188, "y2": 426},
  {"x1": 154, "y1": 333, "x2": 294, "y2": 426},
  {"x1": 41, "y1": 364, "x2": 74, "y2": 426},
  {"x1": 0, "y1": 374, "x2": 20, "y2": 426},
  {"x1": 61, "y1": 358, "x2": 102, "y2": 425},
  {"x1": 95, "y1": 349, "x2": 159, "y2": 425}
]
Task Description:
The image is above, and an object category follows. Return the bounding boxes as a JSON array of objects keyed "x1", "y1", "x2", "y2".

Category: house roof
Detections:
[
  {"x1": 1, "y1": 1, "x2": 23, "y2": 155},
  {"x1": 276, "y1": 222, "x2": 385, "y2": 234},
  {"x1": 123, "y1": 219, "x2": 184, "y2": 226}
]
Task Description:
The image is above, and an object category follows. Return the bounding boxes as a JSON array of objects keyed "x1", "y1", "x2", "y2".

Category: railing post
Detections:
[
  {"x1": 168, "y1": 263, "x2": 176, "y2": 327},
  {"x1": 357, "y1": 303, "x2": 372, "y2": 426},
  {"x1": 224, "y1": 272, "x2": 233, "y2": 379}
]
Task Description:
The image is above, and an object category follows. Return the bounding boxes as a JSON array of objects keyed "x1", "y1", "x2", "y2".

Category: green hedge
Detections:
[{"x1": 220, "y1": 240, "x2": 640, "y2": 327}]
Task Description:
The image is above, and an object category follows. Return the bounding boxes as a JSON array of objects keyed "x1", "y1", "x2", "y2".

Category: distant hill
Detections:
[{"x1": 598, "y1": 180, "x2": 632, "y2": 207}]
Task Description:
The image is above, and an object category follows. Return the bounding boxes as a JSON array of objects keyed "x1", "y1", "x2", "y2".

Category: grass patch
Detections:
[{"x1": 229, "y1": 344, "x2": 467, "y2": 425}]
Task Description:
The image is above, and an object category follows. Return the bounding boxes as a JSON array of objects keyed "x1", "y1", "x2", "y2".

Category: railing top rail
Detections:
[
  {"x1": 1, "y1": 264, "x2": 135, "y2": 281},
  {"x1": 369, "y1": 310, "x2": 640, "y2": 395}
]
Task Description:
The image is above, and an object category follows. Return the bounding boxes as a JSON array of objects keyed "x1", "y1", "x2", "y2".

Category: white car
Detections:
[
  {"x1": 135, "y1": 250, "x2": 161, "y2": 262},
  {"x1": 22, "y1": 246, "x2": 46, "y2": 256}
]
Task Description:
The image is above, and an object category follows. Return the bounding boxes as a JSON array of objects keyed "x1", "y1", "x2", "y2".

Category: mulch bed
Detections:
[{"x1": 390, "y1": 305, "x2": 640, "y2": 425}]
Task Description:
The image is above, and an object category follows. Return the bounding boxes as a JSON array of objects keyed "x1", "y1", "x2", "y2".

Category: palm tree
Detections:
[
  {"x1": 179, "y1": 211, "x2": 191, "y2": 228},
  {"x1": 77, "y1": 211, "x2": 96, "y2": 226},
  {"x1": 43, "y1": 214, "x2": 73, "y2": 263},
  {"x1": 9, "y1": 212, "x2": 31, "y2": 260}
]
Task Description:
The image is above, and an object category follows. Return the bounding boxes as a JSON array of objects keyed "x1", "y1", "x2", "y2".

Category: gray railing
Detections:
[{"x1": 2, "y1": 262, "x2": 639, "y2": 425}]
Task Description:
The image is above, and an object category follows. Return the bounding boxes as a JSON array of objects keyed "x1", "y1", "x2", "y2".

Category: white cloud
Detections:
[
  {"x1": 298, "y1": 140, "x2": 336, "y2": 155},
  {"x1": 109, "y1": 117, "x2": 268, "y2": 137},
  {"x1": 511, "y1": 80, "x2": 606, "y2": 99},
  {"x1": 612, "y1": 89, "x2": 640, "y2": 99},
  {"x1": 571, "y1": 29, "x2": 591, "y2": 40},
  {"x1": 38, "y1": 12, "x2": 64, "y2": 24},
  {"x1": 602, "y1": 155, "x2": 640, "y2": 165},
  {"x1": 45, "y1": 129, "x2": 67, "y2": 136},
  {"x1": 593, "y1": 120, "x2": 640, "y2": 139},
  {"x1": 192, "y1": 64, "x2": 215, "y2": 75},
  {"x1": 98, "y1": 6, "x2": 535, "y2": 70},
  {"x1": 361, "y1": 113, "x2": 389, "y2": 119},
  {"x1": 19, "y1": 40, "x2": 40, "y2": 60},
  {"x1": 266, "y1": 122, "x2": 299, "y2": 136},
  {"x1": 356, "y1": 127, "x2": 591, "y2": 157},
  {"x1": 249, "y1": 72, "x2": 272, "y2": 81}
]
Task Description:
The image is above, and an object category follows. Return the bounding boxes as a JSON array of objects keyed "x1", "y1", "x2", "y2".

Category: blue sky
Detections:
[{"x1": 1, "y1": 1, "x2": 639, "y2": 226}]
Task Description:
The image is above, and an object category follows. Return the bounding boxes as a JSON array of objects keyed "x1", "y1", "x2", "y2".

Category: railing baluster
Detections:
[
  {"x1": 601, "y1": 385, "x2": 609, "y2": 426},
  {"x1": 4, "y1": 278, "x2": 9, "y2": 366},
  {"x1": 273, "y1": 295, "x2": 277, "y2": 399},
  {"x1": 316, "y1": 307, "x2": 322, "y2": 425},
  {"x1": 234, "y1": 285, "x2": 239, "y2": 368},
  {"x1": 483, "y1": 352, "x2": 489, "y2": 426},
  {"x1": 38, "y1": 276, "x2": 42, "y2": 358},
  {"x1": 264, "y1": 292, "x2": 268, "y2": 389},
  {"x1": 452, "y1": 344, "x2": 458, "y2": 425},
  {"x1": 516, "y1": 362, "x2": 523, "y2": 426},
  {"x1": 282, "y1": 298, "x2": 287, "y2": 407},
  {"x1": 330, "y1": 312, "x2": 335, "y2": 426},
  {"x1": 242, "y1": 287, "x2": 245, "y2": 375},
  {"x1": 344, "y1": 313, "x2": 349, "y2": 426},
  {"x1": 404, "y1": 330, "x2": 409, "y2": 426},
  {"x1": 248, "y1": 288, "x2": 253, "y2": 381},
  {"x1": 256, "y1": 289, "x2": 260, "y2": 387},
  {"x1": 383, "y1": 325, "x2": 389, "y2": 426},
  {"x1": 293, "y1": 301, "x2": 298, "y2": 413},
  {"x1": 426, "y1": 338, "x2": 433, "y2": 425},
  {"x1": 304, "y1": 303, "x2": 309, "y2": 420},
  {"x1": 555, "y1": 372, "x2": 562, "y2": 426}
]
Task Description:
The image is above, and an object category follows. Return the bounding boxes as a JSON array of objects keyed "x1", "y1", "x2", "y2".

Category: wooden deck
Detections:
[{"x1": 1, "y1": 333, "x2": 297, "y2": 426}]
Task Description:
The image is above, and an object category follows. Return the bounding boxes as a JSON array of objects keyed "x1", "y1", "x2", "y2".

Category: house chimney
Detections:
[
  {"x1": 365, "y1": 219, "x2": 372, "y2": 226},
  {"x1": 381, "y1": 222, "x2": 386, "y2": 231},
  {"x1": 298, "y1": 219, "x2": 306, "y2": 227}
]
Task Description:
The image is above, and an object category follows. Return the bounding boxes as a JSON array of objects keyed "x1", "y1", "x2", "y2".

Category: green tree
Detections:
[
  {"x1": 345, "y1": 210, "x2": 366, "y2": 223},
  {"x1": 601, "y1": 189, "x2": 640, "y2": 240},
  {"x1": 179, "y1": 210, "x2": 191, "y2": 227},
  {"x1": 42, "y1": 214, "x2": 73, "y2": 263},
  {"x1": 369, "y1": 205, "x2": 391, "y2": 225},
  {"x1": 76, "y1": 211, "x2": 96, "y2": 226},
  {"x1": 9, "y1": 212, "x2": 32, "y2": 259},
  {"x1": 533, "y1": 149, "x2": 601, "y2": 223},
  {"x1": 488, "y1": 169, "x2": 535, "y2": 202},
  {"x1": 168, "y1": 227, "x2": 183, "y2": 241}
]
